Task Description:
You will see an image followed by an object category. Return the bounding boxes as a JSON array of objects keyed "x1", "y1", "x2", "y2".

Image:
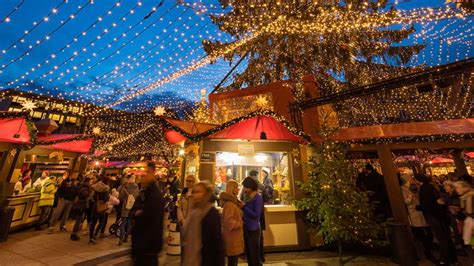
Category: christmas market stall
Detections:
[
  {"x1": 161, "y1": 110, "x2": 313, "y2": 251},
  {"x1": 0, "y1": 112, "x2": 93, "y2": 231}
]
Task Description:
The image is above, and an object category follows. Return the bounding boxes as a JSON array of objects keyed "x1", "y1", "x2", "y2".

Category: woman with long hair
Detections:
[
  {"x1": 219, "y1": 180, "x2": 244, "y2": 266},
  {"x1": 182, "y1": 181, "x2": 224, "y2": 266}
]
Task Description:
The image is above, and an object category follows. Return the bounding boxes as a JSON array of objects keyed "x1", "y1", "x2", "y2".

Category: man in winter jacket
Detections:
[
  {"x1": 35, "y1": 176, "x2": 57, "y2": 230},
  {"x1": 131, "y1": 163, "x2": 164, "y2": 266},
  {"x1": 48, "y1": 177, "x2": 78, "y2": 233},
  {"x1": 70, "y1": 178, "x2": 92, "y2": 241}
]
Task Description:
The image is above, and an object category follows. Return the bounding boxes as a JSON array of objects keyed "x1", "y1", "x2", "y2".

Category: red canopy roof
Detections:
[
  {"x1": 162, "y1": 118, "x2": 217, "y2": 144},
  {"x1": 430, "y1": 157, "x2": 454, "y2": 164},
  {"x1": 0, "y1": 117, "x2": 32, "y2": 144},
  {"x1": 165, "y1": 118, "x2": 217, "y2": 135},
  {"x1": 38, "y1": 134, "x2": 93, "y2": 154},
  {"x1": 208, "y1": 115, "x2": 305, "y2": 143},
  {"x1": 164, "y1": 129, "x2": 188, "y2": 144}
]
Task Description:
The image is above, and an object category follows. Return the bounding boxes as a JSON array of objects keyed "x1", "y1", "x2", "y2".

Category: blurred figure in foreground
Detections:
[{"x1": 131, "y1": 163, "x2": 164, "y2": 266}]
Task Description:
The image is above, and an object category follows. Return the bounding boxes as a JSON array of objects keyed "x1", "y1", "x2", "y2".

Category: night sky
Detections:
[{"x1": 0, "y1": 0, "x2": 472, "y2": 112}]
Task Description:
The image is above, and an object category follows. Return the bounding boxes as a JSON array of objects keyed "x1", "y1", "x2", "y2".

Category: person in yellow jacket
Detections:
[{"x1": 35, "y1": 176, "x2": 58, "y2": 230}]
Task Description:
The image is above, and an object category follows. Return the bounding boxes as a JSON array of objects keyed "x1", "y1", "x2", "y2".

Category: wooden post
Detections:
[
  {"x1": 452, "y1": 149, "x2": 468, "y2": 176},
  {"x1": 376, "y1": 144, "x2": 410, "y2": 225}
]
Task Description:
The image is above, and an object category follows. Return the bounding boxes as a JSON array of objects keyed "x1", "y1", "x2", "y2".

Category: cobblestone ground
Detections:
[{"x1": 0, "y1": 219, "x2": 469, "y2": 265}]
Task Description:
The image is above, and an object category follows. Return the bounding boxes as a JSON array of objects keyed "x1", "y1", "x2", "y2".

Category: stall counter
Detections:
[
  {"x1": 7, "y1": 192, "x2": 41, "y2": 231},
  {"x1": 263, "y1": 204, "x2": 299, "y2": 248}
]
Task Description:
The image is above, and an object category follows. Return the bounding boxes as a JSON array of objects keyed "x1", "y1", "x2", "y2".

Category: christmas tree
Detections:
[
  {"x1": 294, "y1": 123, "x2": 386, "y2": 262},
  {"x1": 204, "y1": 0, "x2": 424, "y2": 99},
  {"x1": 189, "y1": 89, "x2": 214, "y2": 124}
]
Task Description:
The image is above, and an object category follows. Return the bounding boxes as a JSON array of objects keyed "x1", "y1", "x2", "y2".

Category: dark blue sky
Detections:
[{"x1": 0, "y1": 0, "x2": 472, "y2": 112}]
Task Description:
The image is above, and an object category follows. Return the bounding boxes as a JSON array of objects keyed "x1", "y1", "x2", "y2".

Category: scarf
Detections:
[{"x1": 181, "y1": 202, "x2": 213, "y2": 266}]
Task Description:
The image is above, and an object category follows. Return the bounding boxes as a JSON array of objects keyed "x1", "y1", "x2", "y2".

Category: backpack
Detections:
[{"x1": 125, "y1": 189, "x2": 135, "y2": 210}]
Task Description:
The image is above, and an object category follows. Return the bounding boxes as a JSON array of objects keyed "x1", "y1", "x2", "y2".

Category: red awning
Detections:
[
  {"x1": 38, "y1": 134, "x2": 92, "y2": 153},
  {"x1": 164, "y1": 129, "x2": 188, "y2": 144},
  {"x1": 430, "y1": 157, "x2": 454, "y2": 164},
  {"x1": 165, "y1": 118, "x2": 217, "y2": 135},
  {"x1": 162, "y1": 118, "x2": 217, "y2": 144},
  {"x1": 208, "y1": 115, "x2": 305, "y2": 143},
  {"x1": 0, "y1": 117, "x2": 31, "y2": 144}
]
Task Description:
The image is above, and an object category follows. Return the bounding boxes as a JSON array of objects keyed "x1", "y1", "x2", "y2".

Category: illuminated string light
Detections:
[
  {"x1": 0, "y1": 0, "x2": 26, "y2": 23},
  {"x1": 0, "y1": 0, "x2": 94, "y2": 72},
  {"x1": 0, "y1": 1, "x2": 68, "y2": 60}
]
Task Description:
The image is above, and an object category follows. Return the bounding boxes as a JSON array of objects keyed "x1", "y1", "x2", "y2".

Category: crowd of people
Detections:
[
  {"x1": 401, "y1": 171, "x2": 474, "y2": 265},
  {"x1": 357, "y1": 163, "x2": 474, "y2": 265},
  {"x1": 23, "y1": 164, "x2": 273, "y2": 266},
  {"x1": 30, "y1": 169, "x2": 140, "y2": 247}
]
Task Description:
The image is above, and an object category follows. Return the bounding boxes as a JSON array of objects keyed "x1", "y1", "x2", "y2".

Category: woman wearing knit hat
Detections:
[{"x1": 242, "y1": 177, "x2": 263, "y2": 266}]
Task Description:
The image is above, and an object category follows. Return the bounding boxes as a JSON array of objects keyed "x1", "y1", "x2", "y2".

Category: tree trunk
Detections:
[{"x1": 338, "y1": 238, "x2": 343, "y2": 266}]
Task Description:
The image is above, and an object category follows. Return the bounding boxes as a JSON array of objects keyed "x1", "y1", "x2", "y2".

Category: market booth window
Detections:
[{"x1": 215, "y1": 151, "x2": 291, "y2": 205}]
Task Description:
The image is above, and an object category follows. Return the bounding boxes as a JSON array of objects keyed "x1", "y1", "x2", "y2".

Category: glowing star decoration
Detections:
[
  {"x1": 92, "y1": 127, "x2": 101, "y2": 135},
  {"x1": 255, "y1": 95, "x2": 270, "y2": 109},
  {"x1": 154, "y1": 106, "x2": 166, "y2": 116},
  {"x1": 21, "y1": 100, "x2": 37, "y2": 112}
]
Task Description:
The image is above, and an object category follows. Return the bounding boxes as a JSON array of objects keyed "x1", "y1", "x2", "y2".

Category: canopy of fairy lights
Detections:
[{"x1": 0, "y1": 0, "x2": 472, "y2": 158}]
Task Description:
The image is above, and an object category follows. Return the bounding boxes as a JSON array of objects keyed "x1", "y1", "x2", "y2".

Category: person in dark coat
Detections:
[
  {"x1": 70, "y1": 178, "x2": 92, "y2": 241},
  {"x1": 415, "y1": 173, "x2": 457, "y2": 265},
  {"x1": 131, "y1": 163, "x2": 164, "y2": 266},
  {"x1": 356, "y1": 164, "x2": 391, "y2": 221},
  {"x1": 182, "y1": 181, "x2": 225, "y2": 266},
  {"x1": 48, "y1": 176, "x2": 78, "y2": 233}
]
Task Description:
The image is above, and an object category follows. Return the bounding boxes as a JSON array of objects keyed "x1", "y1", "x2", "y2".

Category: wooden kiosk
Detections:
[
  {"x1": 0, "y1": 112, "x2": 91, "y2": 231},
  {"x1": 160, "y1": 110, "x2": 312, "y2": 251}
]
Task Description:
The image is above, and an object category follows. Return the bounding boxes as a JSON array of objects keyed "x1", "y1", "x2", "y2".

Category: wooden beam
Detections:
[
  {"x1": 452, "y1": 149, "x2": 469, "y2": 176},
  {"x1": 349, "y1": 140, "x2": 474, "y2": 152},
  {"x1": 376, "y1": 144, "x2": 410, "y2": 225}
]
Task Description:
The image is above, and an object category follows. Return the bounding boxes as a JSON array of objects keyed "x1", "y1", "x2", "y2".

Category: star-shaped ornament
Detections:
[
  {"x1": 154, "y1": 106, "x2": 166, "y2": 116},
  {"x1": 255, "y1": 95, "x2": 269, "y2": 109},
  {"x1": 92, "y1": 127, "x2": 101, "y2": 135},
  {"x1": 21, "y1": 100, "x2": 37, "y2": 112}
]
